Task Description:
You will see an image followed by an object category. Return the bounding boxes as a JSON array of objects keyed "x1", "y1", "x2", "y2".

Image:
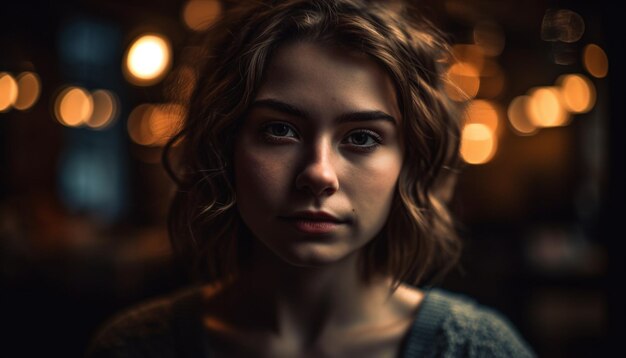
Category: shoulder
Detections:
[
  {"x1": 86, "y1": 286, "x2": 203, "y2": 358},
  {"x1": 420, "y1": 289, "x2": 537, "y2": 358}
]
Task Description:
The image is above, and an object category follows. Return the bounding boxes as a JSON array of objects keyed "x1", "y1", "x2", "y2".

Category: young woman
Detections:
[{"x1": 88, "y1": 0, "x2": 536, "y2": 356}]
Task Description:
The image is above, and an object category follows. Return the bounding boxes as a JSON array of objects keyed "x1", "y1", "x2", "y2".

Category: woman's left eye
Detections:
[{"x1": 345, "y1": 130, "x2": 382, "y2": 149}]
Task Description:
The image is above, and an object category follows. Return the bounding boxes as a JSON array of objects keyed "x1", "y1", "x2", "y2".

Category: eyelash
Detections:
[{"x1": 260, "y1": 122, "x2": 383, "y2": 152}]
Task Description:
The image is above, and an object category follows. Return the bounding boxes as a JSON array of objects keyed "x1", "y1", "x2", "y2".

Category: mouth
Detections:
[
  {"x1": 280, "y1": 210, "x2": 347, "y2": 223},
  {"x1": 279, "y1": 217, "x2": 345, "y2": 234},
  {"x1": 280, "y1": 211, "x2": 347, "y2": 234}
]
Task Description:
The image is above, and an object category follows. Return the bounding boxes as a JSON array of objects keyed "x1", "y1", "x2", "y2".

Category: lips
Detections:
[
  {"x1": 280, "y1": 211, "x2": 347, "y2": 234},
  {"x1": 281, "y1": 210, "x2": 346, "y2": 223}
]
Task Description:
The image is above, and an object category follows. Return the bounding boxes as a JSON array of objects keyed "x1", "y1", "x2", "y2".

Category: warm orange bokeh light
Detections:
[
  {"x1": 557, "y1": 74, "x2": 596, "y2": 113},
  {"x1": 128, "y1": 103, "x2": 184, "y2": 146},
  {"x1": 165, "y1": 66, "x2": 198, "y2": 103},
  {"x1": 124, "y1": 34, "x2": 172, "y2": 86},
  {"x1": 182, "y1": 0, "x2": 222, "y2": 31},
  {"x1": 463, "y1": 99, "x2": 500, "y2": 135},
  {"x1": 477, "y1": 59, "x2": 505, "y2": 98},
  {"x1": 0, "y1": 72, "x2": 18, "y2": 112},
  {"x1": 583, "y1": 44, "x2": 608, "y2": 79},
  {"x1": 526, "y1": 87, "x2": 570, "y2": 128},
  {"x1": 87, "y1": 90, "x2": 119, "y2": 129},
  {"x1": 14, "y1": 72, "x2": 41, "y2": 110},
  {"x1": 148, "y1": 104, "x2": 185, "y2": 146},
  {"x1": 128, "y1": 104, "x2": 156, "y2": 146},
  {"x1": 452, "y1": 44, "x2": 485, "y2": 71},
  {"x1": 55, "y1": 87, "x2": 94, "y2": 127},
  {"x1": 445, "y1": 62, "x2": 480, "y2": 102},
  {"x1": 507, "y1": 95, "x2": 538, "y2": 136},
  {"x1": 460, "y1": 123, "x2": 497, "y2": 164}
]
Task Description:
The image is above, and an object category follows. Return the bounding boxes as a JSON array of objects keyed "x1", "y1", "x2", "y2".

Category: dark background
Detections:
[{"x1": 1, "y1": 0, "x2": 623, "y2": 356}]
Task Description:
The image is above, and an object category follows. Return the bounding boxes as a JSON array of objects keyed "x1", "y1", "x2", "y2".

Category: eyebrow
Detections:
[{"x1": 248, "y1": 98, "x2": 397, "y2": 126}]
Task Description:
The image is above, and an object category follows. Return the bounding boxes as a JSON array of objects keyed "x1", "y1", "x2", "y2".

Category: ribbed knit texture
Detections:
[
  {"x1": 400, "y1": 288, "x2": 536, "y2": 357},
  {"x1": 87, "y1": 286, "x2": 536, "y2": 357},
  {"x1": 400, "y1": 288, "x2": 450, "y2": 357}
]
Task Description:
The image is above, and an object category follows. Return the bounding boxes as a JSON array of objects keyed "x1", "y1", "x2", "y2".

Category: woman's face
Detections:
[{"x1": 233, "y1": 41, "x2": 404, "y2": 267}]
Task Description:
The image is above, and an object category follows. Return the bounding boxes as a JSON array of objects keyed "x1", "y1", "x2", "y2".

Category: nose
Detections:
[{"x1": 295, "y1": 137, "x2": 339, "y2": 197}]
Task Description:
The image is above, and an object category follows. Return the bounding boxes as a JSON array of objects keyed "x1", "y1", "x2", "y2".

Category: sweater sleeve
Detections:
[
  {"x1": 427, "y1": 291, "x2": 537, "y2": 358},
  {"x1": 85, "y1": 296, "x2": 180, "y2": 358}
]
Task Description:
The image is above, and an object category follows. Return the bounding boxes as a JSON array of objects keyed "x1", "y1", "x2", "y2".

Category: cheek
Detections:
[
  {"x1": 234, "y1": 146, "x2": 291, "y2": 210},
  {"x1": 366, "y1": 151, "x2": 402, "y2": 194},
  {"x1": 348, "y1": 151, "x2": 402, "y2": 222}
]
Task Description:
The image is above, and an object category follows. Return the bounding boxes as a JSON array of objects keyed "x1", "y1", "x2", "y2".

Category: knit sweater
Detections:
[{"x1": 87, "y1": 286, "x2": 536, "y2": 357}]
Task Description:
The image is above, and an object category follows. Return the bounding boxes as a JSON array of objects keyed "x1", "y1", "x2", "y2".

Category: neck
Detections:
[{"x1": 224, "y1": 240, "x2": 395, "y2": 344}]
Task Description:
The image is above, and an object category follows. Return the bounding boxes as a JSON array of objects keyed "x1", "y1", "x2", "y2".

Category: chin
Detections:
[{"x1": 277, "y1": 243, "x2": 356, "y2": 268}]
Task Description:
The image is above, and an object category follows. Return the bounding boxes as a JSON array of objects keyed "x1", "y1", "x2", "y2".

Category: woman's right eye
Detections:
[{"x1": 261, "y1": 122, "x2": 298, "y2": 142}]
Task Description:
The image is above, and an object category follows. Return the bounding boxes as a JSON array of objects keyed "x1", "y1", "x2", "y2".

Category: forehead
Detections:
[{"x1": 255, "y1": 41, "x2": 401, "y2": 124}]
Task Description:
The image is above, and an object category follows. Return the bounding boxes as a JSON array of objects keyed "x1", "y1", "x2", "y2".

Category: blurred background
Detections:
[{"x1": 0, "y1": 0, "x2": 622, "y2": 356}]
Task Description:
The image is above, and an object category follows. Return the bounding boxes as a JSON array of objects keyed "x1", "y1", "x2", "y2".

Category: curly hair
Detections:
[{"x1": 162, "y1": 0, "x2": 462, "y2": 287}]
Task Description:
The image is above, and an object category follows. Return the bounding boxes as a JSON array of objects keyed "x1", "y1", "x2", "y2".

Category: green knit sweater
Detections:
[{"x1": 87, "y1": 286, "x2": 536, "y2": 357}]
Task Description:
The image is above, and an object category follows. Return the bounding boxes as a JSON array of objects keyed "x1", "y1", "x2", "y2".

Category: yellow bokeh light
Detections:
[
  {"x1": 557, "y1": 74, "x2": 596, "y2": 113},
  {"x1": 182, "y1": 0, "x2": 222, "y2": 31},
  {"x1": 87, "y1": 90, "x2": 119, "y2": 129},
  {"x1": 463, "y1": 99, "x2": 500, "y2": 135},
  {"x1": 445, "y1": 62, "x2": 480, "y2": 102},
  {"x1": 460, "y1": 123, "x2": 497, "y2": 165},
  {"x1": 124, "y1": 34, "x2": 172, "y2": 85},
  {"x1": 55, "y1": 86, "x2": 94, "y2": 127},
  {"x1": 583, "y1": 44, "x2": 608, "y2": 78},
  {"x1": 507, "y1": 95, "x2": 538, "y2": 136},
  {"x1": 526, "y1": 86, "x2": 570, "y2": 128},
  {"x1": 0, "y1": 72, "x2": 18, "y2": 112},
  {"x1": 14, "y1": 72, "x2": 41, "y2": 111}
]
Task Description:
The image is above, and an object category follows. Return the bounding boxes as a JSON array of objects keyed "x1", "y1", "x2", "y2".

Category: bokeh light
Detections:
[
  {"x1": 460, "y1": 123, "x2": 497, "y2": 164},
  {"x1": 507, "y1": 95, "x2": 538, "y2": 136},
  {"x1": 86, "y1": 89, "x2": 119, "y2": 129},
  {"x1": 463, "y1": 99, "x2": 501, "y2": 135},
  {"x1": 526, "y1": 86, "x2": 570, "y2": 128},
  {"x1": 0, "y1": 72, "x2": 18, "y2": 112},
  {"x1": 124, "y1": 33, "x2": 172, "y2": 86},
  {"x1": 128, "y1": 104, "x2": 156, "y2": 146},
  {"x1": 182, "y1": 0, "x2": 222, "y2": 31},
  {"x1": 583, "y1": 44, "x2": 609, "y2": 78},
  {"x1": 541, "y1": 9, "x2": 585, "y2": 43},
  {"x1": 478, "y1": 59, "x2": 506, "y2": 98},
  {"x1": 452, "y1": 44, "x2": 485, "y2": 71},
  {"x1": 164, "y1": 65, "x2": 198, "y2": 103},
  {"x1": 128, "y1": 103, "x2": 184, "y2": 146},
  {"x1": 557, "y1": 74, "x2": 596, "y2": 114},
  {"x1": 445, "y1": 62, "x2": 480, "y2": 102},
  {"x1": 14, "y1": 72, "x2": 41, "y2": 111},
  {"x1": 54, "y1": 86, "x2": 94, "y2": 127},
  {"x1": 148, "y1": 104, "x2": 185, "y2": 146}
]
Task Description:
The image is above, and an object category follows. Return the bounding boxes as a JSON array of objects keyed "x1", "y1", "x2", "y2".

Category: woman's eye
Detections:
[
  {"x1": 263, "y1": 123, "x2": 297, "y2": 139},
  {"x1": 345, "y1": 130, "x2": 382, "y2": 150}
]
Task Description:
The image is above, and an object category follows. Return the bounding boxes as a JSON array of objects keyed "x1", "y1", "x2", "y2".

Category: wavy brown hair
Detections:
[{"x1": 163, "y1": 0, "x2": 462, "y2": 287}]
